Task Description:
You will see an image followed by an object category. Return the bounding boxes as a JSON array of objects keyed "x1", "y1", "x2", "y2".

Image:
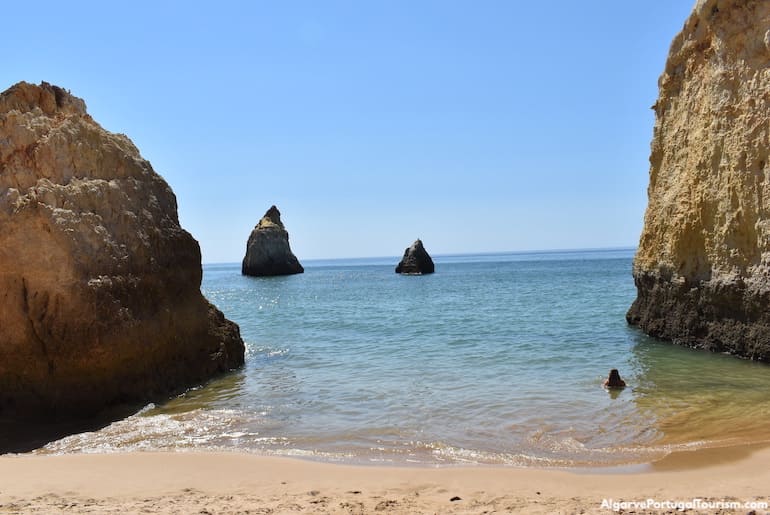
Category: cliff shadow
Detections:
[
  {"x1": 0, "y1": 403, "x2": 142, "y2": 454},
  {"x1": 625, "y1": 328, "x2": 770, "y2": 450}
]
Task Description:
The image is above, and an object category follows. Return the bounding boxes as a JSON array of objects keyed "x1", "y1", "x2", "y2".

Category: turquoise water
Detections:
[{"x1": 39, "y1": 249, "x2": 770, "y2": 466}]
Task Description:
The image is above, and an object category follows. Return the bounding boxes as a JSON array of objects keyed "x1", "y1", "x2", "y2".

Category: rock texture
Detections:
[
  {"x1": 395, "y1": 239, "x2": 435, "y2": 275},
  {"x1": 242, "y1": 206, "x2": 304, "y2": 276},
  {"x1": 627, "y1": 0, "x2": 770, "y2": 360},
  {"x1": 0, "y1": 82, "x2": 244, "y2": 416}
]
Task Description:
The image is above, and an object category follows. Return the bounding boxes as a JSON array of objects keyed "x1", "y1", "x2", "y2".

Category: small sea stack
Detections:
[
  {"x1": 396, "y1": 239, "x2": 435, "y2": 275},
  {"x1": 0, "y1": 81, "x2": 244, "y2": 417},
  {"x1": 627, "y1": 0, "x2": 770, "y2": 360},
  {"x1": 242, "y1": 205, "x2": 304, "y2": 276}
]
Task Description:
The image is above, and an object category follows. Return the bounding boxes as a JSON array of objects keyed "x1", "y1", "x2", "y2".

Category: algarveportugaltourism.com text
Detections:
[{"x1": 600, "y1": 498, "x2": 768, "y2": 512}]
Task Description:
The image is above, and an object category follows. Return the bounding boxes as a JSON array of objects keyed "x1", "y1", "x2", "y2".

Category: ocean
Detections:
[{"x1": 37, "y1": 249, "x2": 770, "y2": 467}]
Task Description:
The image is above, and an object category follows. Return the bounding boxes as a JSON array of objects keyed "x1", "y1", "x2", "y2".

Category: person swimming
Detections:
[{"x1": 603, "y1": 368, "x2": 626, "y2": 388}]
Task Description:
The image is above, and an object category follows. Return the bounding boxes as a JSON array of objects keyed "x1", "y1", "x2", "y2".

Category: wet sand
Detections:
[{"x1": 1, "y1": 444, "x2": 769, "y2": 514}]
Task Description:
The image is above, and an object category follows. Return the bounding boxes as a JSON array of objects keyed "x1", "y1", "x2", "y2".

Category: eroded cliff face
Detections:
[
  {"x1": 0, "y1": 82, "x2": 244, "y2": 416},
  {"x1": 627, "y1": 0, "x2": 770, "y2": 360},
  {"x1": 242, "y1": 205, "x2": 304, "y2": 276}
]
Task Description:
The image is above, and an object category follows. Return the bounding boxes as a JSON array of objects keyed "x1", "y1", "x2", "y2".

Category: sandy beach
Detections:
[{"x1": 1, "y1": 445, "x2": 768, "y2": 514}]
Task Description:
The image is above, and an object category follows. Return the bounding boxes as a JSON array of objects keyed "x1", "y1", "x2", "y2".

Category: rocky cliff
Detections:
[
  {"x1": 396, "y1": 239, "x2": 435, "y2": 275},
  {"x1": 627, "y1": 0, "x2": 770, "y2": 360},
  {"x1": 242, "y1": 205, "x2": 304, "y2": 276},
  {"x1": 0, "y1": 82, "x2": 244, "y2": 416}
]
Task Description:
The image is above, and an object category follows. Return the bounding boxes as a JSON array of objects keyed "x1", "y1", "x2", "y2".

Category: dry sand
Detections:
[{"x1": 0, "y1": 445, "x2": 768, "y2": 514}]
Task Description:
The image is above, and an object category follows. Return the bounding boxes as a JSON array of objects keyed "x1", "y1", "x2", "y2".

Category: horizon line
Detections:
[{"x1": 203, "y1": 245, "x2": 638, "y2": 267}]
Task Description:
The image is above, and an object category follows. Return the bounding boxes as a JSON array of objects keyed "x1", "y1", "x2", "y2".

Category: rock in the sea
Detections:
[
  {"x1": 396, "y1": 239, "x2": 435, "y2": 275},
  {"x1": 242, "y1": 205, "x2": 304, "y2": 276},
  {"x1": 0, "y1": 82, "x2": 245, "y2": 416},
  {"x1": 627, "y1": 0, "x2": 770, "y2": 360}
]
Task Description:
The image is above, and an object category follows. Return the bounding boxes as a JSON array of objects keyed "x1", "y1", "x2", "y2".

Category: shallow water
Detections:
[{"x1": 37, "y1": 249, "x2": 770, "y2": 466}]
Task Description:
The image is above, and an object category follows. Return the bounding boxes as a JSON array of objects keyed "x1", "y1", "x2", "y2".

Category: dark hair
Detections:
[{"x1": 607, "y1": 368, "x2": 624, "y2": 387}]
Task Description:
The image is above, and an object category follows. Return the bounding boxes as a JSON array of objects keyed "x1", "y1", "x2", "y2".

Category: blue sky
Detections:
[{"x1": 4, "y1": 1, "x2": 695, "y2": 262}]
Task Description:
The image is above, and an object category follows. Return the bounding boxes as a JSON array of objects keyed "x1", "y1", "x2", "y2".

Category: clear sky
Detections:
[{"x1": 4, "y1": 1, "x2": 695, "y2": 262}]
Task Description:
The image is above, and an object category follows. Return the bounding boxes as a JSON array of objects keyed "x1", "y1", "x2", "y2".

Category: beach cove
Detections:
[
  {"x1": 29, "y1": 251, "x2": 770, "y2": 469},
  {"x1": 6, "y1": 250, "x2": 770, "y2": 515},
  {"x1": 3, "y1": 0, "x2": 770, "y2": 512}
]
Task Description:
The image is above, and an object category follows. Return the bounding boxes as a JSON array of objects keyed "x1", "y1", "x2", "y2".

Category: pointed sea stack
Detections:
[
  {"x1": 627, "y1": 0, "x2": 770, "y2": 361},
  {"x1": 396, "y1": 239, "x2": 435, "y2": 275},
  {"x1": 0, "y1": 82, "x2": 244, "y2": 416},
  {"x1": 242, "y1": 205, "x2": 304, "y2": 276}
]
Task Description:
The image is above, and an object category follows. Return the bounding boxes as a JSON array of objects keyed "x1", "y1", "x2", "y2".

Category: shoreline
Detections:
[
  {"x1": 21, "y1": 436, "x2": 770, "y2": 473},
  {"x1": 2, "y1": 444, "x2": 768, "y2": 514}
]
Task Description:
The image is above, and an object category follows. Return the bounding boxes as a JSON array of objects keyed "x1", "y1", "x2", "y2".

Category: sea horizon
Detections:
[{"x1": 203, "y1": 245, "x2": 640, "y2": 267}]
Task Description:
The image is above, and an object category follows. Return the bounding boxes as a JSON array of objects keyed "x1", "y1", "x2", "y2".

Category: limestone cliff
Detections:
[
  {"x1": 627, "y1": 0, "x2": 770, "y2": 360},
  {"x1": 242, "y1": 205, "x2": 304, "y2": 276},
  {"x1": 396, "y1": 239, "x2": 435, "y2": 275},
  {"x1": 0, "y1": 82, "x2": 245, "y2": 416}
]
